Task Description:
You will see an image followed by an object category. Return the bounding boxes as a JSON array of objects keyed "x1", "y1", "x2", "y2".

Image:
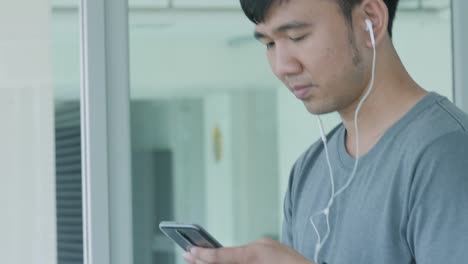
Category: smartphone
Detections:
[{"x1": 159, "y1": 221, "x2": 223, "y2": 251}]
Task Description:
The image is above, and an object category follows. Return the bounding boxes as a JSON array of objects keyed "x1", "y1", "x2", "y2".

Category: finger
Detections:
[
  {"x1": 255, "y1": 237, "x2": 276, "y2": 245},
  {"x1": 184, "y1": 251, "x2": 209, "y2": 264},
  {"x1": 183, "y1": 252, "x2": 196, "y2": 264},
  {"x1": 195, "y1": 259, "x2": 208, "y2": 264},
  {"x1": 191, "y1": 246, "x2": 246, "y2": 263}
]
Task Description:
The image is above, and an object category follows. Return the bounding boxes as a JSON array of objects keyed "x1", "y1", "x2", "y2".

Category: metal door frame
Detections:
[{"x1": 79, "y1": 0, "x2": 133, "y2": 263}]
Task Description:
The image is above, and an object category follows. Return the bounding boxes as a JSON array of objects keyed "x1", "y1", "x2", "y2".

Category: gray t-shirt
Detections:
[{"x1": 282, "y1": 92, "x2": 468, "y2": 264}]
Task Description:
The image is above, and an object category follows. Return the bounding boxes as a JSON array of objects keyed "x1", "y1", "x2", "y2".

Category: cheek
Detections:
[
  {"x1": 302, "y1": 42, "x2": 340, "y2": 85},
  {"x1": 300, "y1": 32, "x2": 339, "y2": 72},
  {"x1": 314, "y1": 41, "x2": 360, "y2": 87}
]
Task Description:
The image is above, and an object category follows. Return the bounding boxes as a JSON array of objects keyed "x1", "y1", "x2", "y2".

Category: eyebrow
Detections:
[{"x1": 254, "y1": 21, "x2": 312, "y2": 40}]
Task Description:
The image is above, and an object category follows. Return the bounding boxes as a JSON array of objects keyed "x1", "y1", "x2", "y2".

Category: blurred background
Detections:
[{"x1": 1, "y1": 0, "x2": 462, "y2": 263}]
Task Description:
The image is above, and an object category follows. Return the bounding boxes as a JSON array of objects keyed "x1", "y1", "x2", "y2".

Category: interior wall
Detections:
[{"x1": 0, "y1": 1, "x2": 56, "y2": 263}]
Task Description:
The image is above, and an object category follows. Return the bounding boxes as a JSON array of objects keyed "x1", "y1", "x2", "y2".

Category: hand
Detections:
[{"x1": 182, "y1": 238, "x2": 316, "y2": 264}]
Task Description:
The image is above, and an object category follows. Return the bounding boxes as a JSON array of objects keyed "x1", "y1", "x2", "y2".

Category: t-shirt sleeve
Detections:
[{"x1": 406, "y1": 131, "x2": 468, "y2": 263}]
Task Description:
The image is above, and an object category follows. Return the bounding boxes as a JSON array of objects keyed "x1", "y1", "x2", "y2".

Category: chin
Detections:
[{"x1": 303, "y1": 101, "x2": 336, "y2": 115}]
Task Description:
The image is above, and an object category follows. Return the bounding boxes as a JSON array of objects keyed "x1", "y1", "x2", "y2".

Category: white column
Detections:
[
  {"x1": 80, "y1": 0, "x2": 133, "y2": 263},
  {"x1": 452, "y1": 0, "x2": 468, "y2": 110},
  {"x1": 0, "y1": 0, "x2": 55, "y2": 264}
]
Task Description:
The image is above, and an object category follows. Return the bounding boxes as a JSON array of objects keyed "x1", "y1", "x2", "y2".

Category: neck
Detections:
[{"x1": 339, "y1": 41, "x2": 427, "y2": 157}]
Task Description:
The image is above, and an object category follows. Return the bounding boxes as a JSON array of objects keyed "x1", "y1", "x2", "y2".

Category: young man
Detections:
[{"x1": 184, "y1": 0, "x2": 468, "y2": 263}]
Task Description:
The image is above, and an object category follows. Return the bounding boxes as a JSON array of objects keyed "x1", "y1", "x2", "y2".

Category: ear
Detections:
[{"x1": 356, "y1": 0, "x2": 389, "y2": 48}]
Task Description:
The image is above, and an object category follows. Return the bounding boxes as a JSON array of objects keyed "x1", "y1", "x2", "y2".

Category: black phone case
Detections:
[{"x1": 159, "y1": 221, "x2": 223, "y2": 251}]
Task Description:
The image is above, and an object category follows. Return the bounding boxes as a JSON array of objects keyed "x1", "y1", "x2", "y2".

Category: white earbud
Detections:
[{"x1": 365, "y1": 18, "x2": 375, "y2": 48}]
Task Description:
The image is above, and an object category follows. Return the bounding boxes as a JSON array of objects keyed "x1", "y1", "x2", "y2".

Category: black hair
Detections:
[{"x1": 240, "y1": 0, "x2": 400, "y2": 37}]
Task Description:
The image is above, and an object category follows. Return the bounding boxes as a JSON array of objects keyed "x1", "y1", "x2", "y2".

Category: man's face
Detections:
[{"x1": 255, "y1": 0, "x2": 369, "y2": 114}]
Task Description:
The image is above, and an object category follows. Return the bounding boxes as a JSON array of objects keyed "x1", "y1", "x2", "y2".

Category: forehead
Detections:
[{"x1": 255, "y1": 0, "x2": 338, "y2": 32}]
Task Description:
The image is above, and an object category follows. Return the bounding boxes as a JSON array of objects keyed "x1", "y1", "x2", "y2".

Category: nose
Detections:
[{"x1": 270, "y1": 44, "x2": 303, "y2": 79}]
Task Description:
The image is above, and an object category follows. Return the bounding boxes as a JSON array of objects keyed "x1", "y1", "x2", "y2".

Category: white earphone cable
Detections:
[{"x1": 311, "y1": 20, "x2": 377, "y2": 263}]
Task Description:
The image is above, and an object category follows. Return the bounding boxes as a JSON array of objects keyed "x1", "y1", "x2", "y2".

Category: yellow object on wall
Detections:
[{"x1": 212, "y1": 125, "x2": 223, "y2": 162}]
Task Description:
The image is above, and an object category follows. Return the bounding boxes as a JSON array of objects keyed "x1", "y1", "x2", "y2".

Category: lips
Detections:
[{"x1": 291, "y1": 85, "x2": 314, "y2": 100}]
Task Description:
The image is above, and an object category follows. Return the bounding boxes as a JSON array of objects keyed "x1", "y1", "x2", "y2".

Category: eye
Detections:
[
  {"x1": 289, "y1": 34, "x2": 308, "y2": 42},
  {"x1": 266, "y1": 42, "x2": 275, "y2": 49}
]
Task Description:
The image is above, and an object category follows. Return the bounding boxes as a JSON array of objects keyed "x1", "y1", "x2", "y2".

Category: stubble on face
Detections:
[{"x1": 306, "y1": 22, "x2": 367, "y2": 116}]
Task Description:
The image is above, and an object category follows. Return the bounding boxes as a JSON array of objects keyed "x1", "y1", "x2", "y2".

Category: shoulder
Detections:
[
  {"x1": 410, "y1": 94, "x2": 468, "y2": 165},
  {"x1": 416, "y1": 130, "x2": 468, "y2": 170},
  {"x1": 409, "y1": 130, "x2": 468, "y2": 202},
  {"x1": 409, "y1": 94, "x2": 468, "y2": 136},
  {"x1": 433, "y1": 95, "x2": 468, "y2": 131},
  {"x1": 399, "y1": 94, "x2": 468, "y2": 158}
]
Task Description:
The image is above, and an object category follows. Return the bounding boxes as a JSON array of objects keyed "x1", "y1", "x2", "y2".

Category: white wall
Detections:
[
  {"x1": 51, "y1": 9, "x2": 277, "y2": 101},
  {"x1": 168, "y1": 99, "x2": 206, "y2": 225},
  {"x1": 203, "y1": 94, "x2": 236, "y2": 246},
  {"x1": 453, "y1": 0, "x2": 468, "y2": 111},
  {"x1": 0, "y1": 1, "x2": 55, "y2": 263},
  {"x1": 394, "y1": 10, "x2": 453, "y2": 99},
  {"x1": 199, "y1": 90, "x2": 281, "y2": 252},
  {"x1": 230, "y1": 91, "x2": 279, "y2": 244}
]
